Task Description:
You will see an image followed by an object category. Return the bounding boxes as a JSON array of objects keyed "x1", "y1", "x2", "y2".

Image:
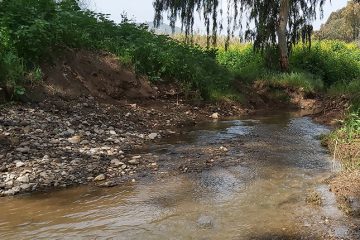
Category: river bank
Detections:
[{"x1": 0, "y1": 94, "x2": 249, "y2": 197}]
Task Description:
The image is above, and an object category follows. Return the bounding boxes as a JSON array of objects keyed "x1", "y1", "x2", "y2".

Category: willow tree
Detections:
[{"x1": 153, "y1": 0, "x2": 327, "y2": 71}]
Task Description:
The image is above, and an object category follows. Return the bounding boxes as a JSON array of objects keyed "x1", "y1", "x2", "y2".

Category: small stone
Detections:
[
  {"x1": 109, "y1": 130, "x2": 117, "y2": 135},
  {"x1": 20, "y1": 184, "x2": 31, "y2": 191},
  {"x1": 210, "y1": 113, "x2": 219, "y2": 119},
  {"x1": 67, "y1": 129, "x2": 75, "y2": 135},
  {"x1": 15, "y1": 161, "x2": 25, "y2": 168},
  {"x1": 110, "y1": 159, "x2": 123, "y2": 167},
  {"x1": 5, "y1": 180, "x2": 14, "y2": 189},
  {"x1": 148, "y1": 133, "x2": 158, "y2": 140},
  {"x1": 219, "y1": 146, "x2": 228, "y2": 152},
  {"x1": 16, "y1": 175, "x2": 30, "y2": 183},
  {"x1": 128, "y1": 159, "x2": 139, "y2": 165},
  {"x1": 68, "y1": 135, "x2": 81, "y2": 144},
  {"x1": 16, "y1": 147, "x2": 30, "y2": 154},
  {"x1": 80, "y1": 140, "x2": 89, "y2": 145},
  {"x1": 94, "y1": 174, "x2": 106, "y2": 181},
  {"x1": 3, "y1": 188, "x2": 18, "y2": 196}
]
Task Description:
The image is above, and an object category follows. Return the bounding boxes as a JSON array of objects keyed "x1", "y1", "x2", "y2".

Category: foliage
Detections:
[
  {"x1": 154, "y1": 0, "x2": 325, "y2": 55},
  {"x1": 0, "y1": 0, "x2": 233, "y2": 100},
  {"x1": 326, "y1": 110, "x2": 360, "y2": 169},
  {"x1": 216, "y1": 39, "x2": 359, "y2": 93},
  {"x1": 315, "y1": 1, "x2": 360, "y2": 42},
  {"x1": 291, "y1": 40, "x2": 360, "y2": 86}
]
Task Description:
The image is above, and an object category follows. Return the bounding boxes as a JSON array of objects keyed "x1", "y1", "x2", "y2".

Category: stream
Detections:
[{"x1": 0, "y1": 112, "x2": 359, "y2": 239}]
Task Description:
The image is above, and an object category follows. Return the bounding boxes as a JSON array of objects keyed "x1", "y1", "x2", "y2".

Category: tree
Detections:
[
  {"x1": 315, "y1": 1, "x2": 360, "y2": 42},
  {"x1": 344, "y1": 1, "x2": 360, "y2": 41},
  {"x1": 153, "y1": 0, "x2": 326, "y2": 71}
]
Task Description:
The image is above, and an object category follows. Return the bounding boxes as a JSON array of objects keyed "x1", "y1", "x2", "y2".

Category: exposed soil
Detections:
[
  {"x1": 311, "y1": 96, "x2": 350, "y2": 126},
  {"x1": 25, "y1": 49, "x2": 155, "y2": 102},
  {"x1": 329, "y1": 170, "x2": 360, "y2": 217}
]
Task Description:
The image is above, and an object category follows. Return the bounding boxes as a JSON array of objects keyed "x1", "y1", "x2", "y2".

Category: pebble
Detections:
[
  {"x1": 210, "y1": 113, "x2": 219, "y2": 119},
  {"x1": 219, "y1": 146, "x2": 228, "y2": 152},
  {"x1": 148, "y1": 133, "x2": 158, "y2": 140},
  {"x1": 16, "y1": 147, "x2": 30, "y2": 153},
  {"x1": 68, "y1": 135, "x2": 81, "y2": 144},
  {"x1": 94, "y1": 174, "x2": 106, "y2": 181},
  {"x1": 16, "y1": 175, "x2": 30, "y2": 183},
  {"x1": 110, "y1": 159, "x2": 123, "y2": 167},
  {"x1": 128, "y1": 159, "x2": 140, "y2": 165},
  {"x1": 15, "y1": 161, "x2": 25, "y2": 168}
]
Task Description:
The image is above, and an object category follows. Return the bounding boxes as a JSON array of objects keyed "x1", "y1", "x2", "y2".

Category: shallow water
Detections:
[{"x1": 0, "y1": 113, "x2": 358, "y2": 239}]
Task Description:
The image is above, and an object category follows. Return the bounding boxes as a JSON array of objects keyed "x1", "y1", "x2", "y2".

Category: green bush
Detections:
[
  {"x1": 291, "y1": 41, "x2": 360, "y2": 86},
  {"x1": 0, "y1": 0, "x2": 234, "y2": 100}
]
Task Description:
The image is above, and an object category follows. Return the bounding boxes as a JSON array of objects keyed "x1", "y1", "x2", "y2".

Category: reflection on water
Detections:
[{"x1": 0, "y1": 113, "x2": 358, "y2": 239}]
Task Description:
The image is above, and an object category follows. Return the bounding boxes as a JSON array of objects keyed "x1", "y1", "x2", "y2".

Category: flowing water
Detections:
[{"x1": 0, "y1": 113, "x2": 359, "y2": 239}]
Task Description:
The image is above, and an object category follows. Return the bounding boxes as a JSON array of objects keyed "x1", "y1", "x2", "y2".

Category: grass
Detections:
[{"x1": 325, "y1": 111, "x2": 360, "y2": 170}]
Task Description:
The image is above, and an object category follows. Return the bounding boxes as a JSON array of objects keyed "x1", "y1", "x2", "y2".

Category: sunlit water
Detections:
[{"x1": 0, "y1": 113, "x2": 358, "y2": 239}]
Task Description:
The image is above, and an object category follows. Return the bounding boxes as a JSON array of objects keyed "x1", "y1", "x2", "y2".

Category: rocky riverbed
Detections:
[{"x1": 0, "y1": 96, "x2": 245, "y2": 196}]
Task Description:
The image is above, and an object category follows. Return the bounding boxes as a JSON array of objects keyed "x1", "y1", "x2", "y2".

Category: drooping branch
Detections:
[{"x1": 153, "y1": 0, "x2": 326, "y2": 50}]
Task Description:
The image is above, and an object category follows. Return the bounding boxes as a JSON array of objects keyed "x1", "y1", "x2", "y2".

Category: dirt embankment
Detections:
[{"x1": 311, "y1": 96, "x2": 360, "y2": 217}]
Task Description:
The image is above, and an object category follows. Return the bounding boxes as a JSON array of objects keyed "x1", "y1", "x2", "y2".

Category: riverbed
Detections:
[{"x1": 0, "y1": 113, "x2": 359, "y2": 239}]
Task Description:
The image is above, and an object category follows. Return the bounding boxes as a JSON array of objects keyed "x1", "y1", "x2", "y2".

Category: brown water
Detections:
[{"x1": 0, "y1": 113, "x2": 359, "y2": 239}]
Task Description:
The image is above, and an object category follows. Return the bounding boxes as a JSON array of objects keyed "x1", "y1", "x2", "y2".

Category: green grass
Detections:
[
  {"x1": 325, "y1": 111, "x2": 360, "y2": 170},
  {"x1": 267, "y1": 72, "x2": 324, "y2": 93}
]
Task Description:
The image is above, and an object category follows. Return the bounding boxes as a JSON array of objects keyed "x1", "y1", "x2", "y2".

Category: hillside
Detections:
[{"x1": 315, "y1": 1, "x2": 360, "y2": 42}]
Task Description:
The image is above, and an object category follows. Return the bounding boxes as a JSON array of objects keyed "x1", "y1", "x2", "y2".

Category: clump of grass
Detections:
[
  {"x1": 268, "y1": 72, "x2": 324, "y2": 94},
  {"x1": 326, "y1": 110, "x2": 360, "y2": 170}
]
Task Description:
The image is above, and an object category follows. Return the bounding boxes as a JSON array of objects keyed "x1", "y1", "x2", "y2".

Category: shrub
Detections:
[{"x1": 290, "y1": 40, "x2": 360, "y2": 86}]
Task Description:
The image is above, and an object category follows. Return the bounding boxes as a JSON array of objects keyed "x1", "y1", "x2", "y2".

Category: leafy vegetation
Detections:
[
  {"x1": 0, "y1": 0, "x2": 232, "y2": 100},
  {"x1": 315, "y1": 1, "x2": 360, "y2": 43},
  {"x1": 216, "y1": 40, "x2": 359, "y2": 95},
  {"x1": 154, "y1": 0, "x2": 327, "y2": 71},
  {"x1": 0, "y1": 0, "x2": 359, "y2": 104},
  {"x1": 325, "y1": 111, "x2": 360, "y2": 169}
]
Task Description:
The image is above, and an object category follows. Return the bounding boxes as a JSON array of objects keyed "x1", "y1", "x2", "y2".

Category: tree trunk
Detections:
[{"x1": 277, "y1": 0, "x2": 290, "y2": 72}]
